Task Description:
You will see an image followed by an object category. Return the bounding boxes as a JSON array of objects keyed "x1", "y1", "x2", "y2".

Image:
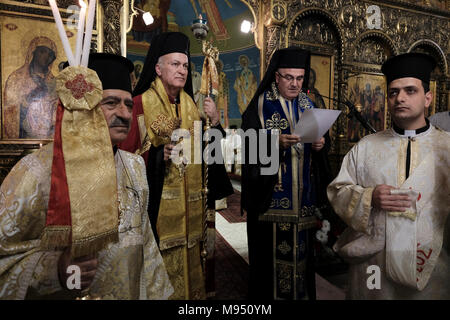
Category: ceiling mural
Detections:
[{"x1": 128, "y1": 0, "x2": 256, "y2": 55}]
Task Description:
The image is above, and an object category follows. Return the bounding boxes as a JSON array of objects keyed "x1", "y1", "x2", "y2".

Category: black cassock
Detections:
[{"x1": 241, "y1": 96, "x2": 333, "y2": 300}]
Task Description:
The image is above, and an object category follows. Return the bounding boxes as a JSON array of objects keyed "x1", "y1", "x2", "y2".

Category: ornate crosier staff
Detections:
[{"x1": 191, "y1": 15, "x2": 219, "y2": 272}]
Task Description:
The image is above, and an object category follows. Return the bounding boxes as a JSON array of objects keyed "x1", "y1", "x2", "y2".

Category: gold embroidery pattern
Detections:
[
  {"x1": 55, "y1": 66, "x2": 102, "y2": 111},
  {"x1": 161, "y1": 189, "x2": 180, "y2": 200},
  {"x1": 277, "y1": 264, "x2": 292, "y2": 294},
  {"x1": 265, "y1": 112, "x2": 288, "y2": 131},
  {"x1": 270, "y1": 198, "x2": 277, "y2": 208},
  {"x1": 280, "y1": 197, "x2": 290, "y2": 209},
  {"x1": 270, "y1": 198, "x2": 291, "y2": 209},
  {"x1": 277, "y1": 241, "x2": 291, "y2": 255},
  {"x1": 136, "y1": 134, "x2": 151, "y2": 156},
  {"x1": 298, "y1": 91, "x2": 313, "y2": 111},
  {"x1": 267, "y1": 81, "x2": 280, "y2": 101},
  {"x1": 136, "y1": 115, "x2": 151, "y2": 156},
  {"x1": 188, "y1": 191, "x2": 203, "y2": 202},
  {"x1": 267, "y1": 82, "x2": 314, "y2": 111},
  {"x1": 279, "y1": 223, "x2": 291, "y2": 231},
  {"x1": 388, "y1": 210, "x2": 417, "y2": 221},
  {"x1": 65, "y1": 74, "x2": 95, "y2": 99},
  {"x1": 150, "y1": 114, "x2": 181, "y2": 140},
  {"x1": 274, "y1": 162, "x2": 287, "y2": 192}
]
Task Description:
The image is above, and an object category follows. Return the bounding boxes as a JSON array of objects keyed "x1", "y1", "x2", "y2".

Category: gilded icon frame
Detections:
[
  {"x1": 346, "y1": 73, "x2": 388, "y2": 143},
  {"x1": 0, "y1": 0, "x2": 98, "y2": 144}
]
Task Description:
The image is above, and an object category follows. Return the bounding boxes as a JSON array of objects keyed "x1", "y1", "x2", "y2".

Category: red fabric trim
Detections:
[
  {"x1": 46, "y1": 101, "x2": 71, "y2": 226},
  {"x1": 118, "y1": 95, "x2": 149, "y2": 163}
]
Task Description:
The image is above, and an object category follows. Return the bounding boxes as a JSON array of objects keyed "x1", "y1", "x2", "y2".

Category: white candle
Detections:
[
  {"x1": 75, "y1": 0, "x2": 87, "y2": 66},
  {"x1": 81, "y1": 0, "x2": 96, "y2": 67},
  {"x1": 48, "y1": 0, "x2": 75, "y2": 66}
]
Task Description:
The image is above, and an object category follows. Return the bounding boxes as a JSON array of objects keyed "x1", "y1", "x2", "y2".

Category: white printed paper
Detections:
[{"x1": 294, "y1": 109, "x2": 341, "y2": 143}]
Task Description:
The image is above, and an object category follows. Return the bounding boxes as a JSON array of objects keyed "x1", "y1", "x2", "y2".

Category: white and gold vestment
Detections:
[
  {"x1": 327, "y1": 126, "x2": 450, "y2": 299},
  {"x1": 0, "y1": 144, "x2": 173, "y2": 299}
]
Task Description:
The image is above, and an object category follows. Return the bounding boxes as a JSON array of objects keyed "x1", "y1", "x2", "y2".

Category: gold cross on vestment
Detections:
[{"x1": 265, "y1": 112, "x2": 288, "y2": 132}]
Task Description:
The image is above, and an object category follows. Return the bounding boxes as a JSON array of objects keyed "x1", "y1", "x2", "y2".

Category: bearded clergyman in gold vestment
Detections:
[
  {"x1": 120, "y1": 32, "x2": 233, "y2": 299},
  {"x1": 327, "y1": 53, "x2": 450, "y2": 299},
  {"x1": 0, "y1": 53, "x2": 173, "y2": 300}
]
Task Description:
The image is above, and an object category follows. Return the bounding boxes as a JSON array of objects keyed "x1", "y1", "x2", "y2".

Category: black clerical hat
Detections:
[
  {"x1": 263, "y1": 47, "x2": 311, "y2": 91},
  {"x1": 242, "y1": 46, "x2": 311, "y2": 115},
  {"x1": 63, "y1": 53, "x2": 134, "y2": 93},
  {"x1": 158, "y1": 32, "x2": 190, "y2": 57},
  {"x1": 132, "y1": 32, "x2": 193, "y2": 98},
  {"x1": 381, "y1": 52, "x2": 436, "y2": 86},
  {"x1": 88, "y1": 53, "x2": 134, "y2": 94},
  {"x1": 277, "y1": 47, "x2": 311, "y2": 69}
]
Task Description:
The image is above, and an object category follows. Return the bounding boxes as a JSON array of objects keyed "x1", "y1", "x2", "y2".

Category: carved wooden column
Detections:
[
  {"x1": 100, "y1": 0, "x2": 122, "y2": 54},
  {"x1": 263, "y1": 0, "x2": 283, "y2": 70}
]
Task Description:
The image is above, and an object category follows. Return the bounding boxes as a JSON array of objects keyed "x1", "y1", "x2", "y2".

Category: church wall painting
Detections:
[
  {"x1": 190, "y1": 45, "x2": 260, "y2": 129},
  {"x1": 1, "y1": 14, "x2": 77, "y2": 141},
  {"x1": 347, "y1": 73, "x2": 387, "y2": 143},
  {"x1": 127, "y1": 49, "x2": 148, "y2": 90},
  {"x1": 308, "y1": 54, "x2": 335, "y2": 136},
  {"x1": 308, "y1": 54, "x2": 333, "y2": 110},
  {"x1": 233, "y1": 53, "x2": 258, "y2": 116}
]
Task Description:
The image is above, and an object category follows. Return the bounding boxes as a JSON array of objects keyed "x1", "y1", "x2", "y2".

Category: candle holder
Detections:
[
  {"x1": 192, "y1": 14, "x2": 210, "y2": 272},
  {"x1": 191, "y1": 15, "x2": 209, "y2": 40},
  {"x1": 191, "y1": 14, "x2": 222, "y2": 298}
]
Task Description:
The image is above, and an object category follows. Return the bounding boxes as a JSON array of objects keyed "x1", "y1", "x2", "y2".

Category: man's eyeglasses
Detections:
[{"x1": 277, "y1": 72, "x2": 304, "y2": 83}]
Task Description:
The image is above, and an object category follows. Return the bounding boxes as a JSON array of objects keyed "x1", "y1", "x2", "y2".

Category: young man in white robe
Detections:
[{"x1": 327, "y1": 52, "x2": 450, "y2": 299}]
